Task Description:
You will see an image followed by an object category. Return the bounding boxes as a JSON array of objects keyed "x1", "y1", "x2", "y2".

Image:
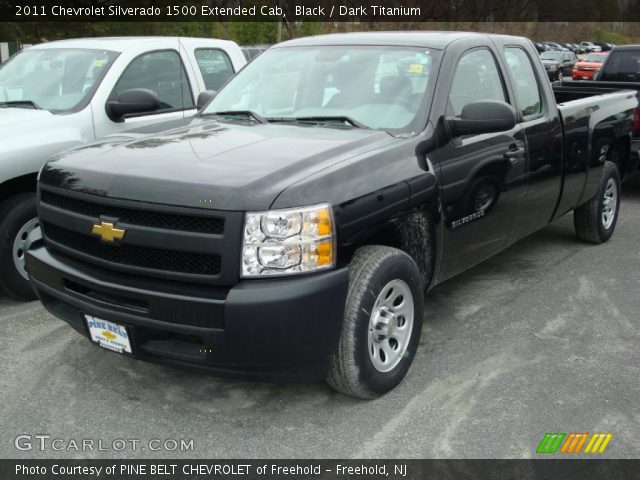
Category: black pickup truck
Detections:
[
  {"x1": 585, "y1": 44, "x2": 640, "y2": 173},
  {"x1": 25, "y1": 32, "x2": 636, "y2": 398}
]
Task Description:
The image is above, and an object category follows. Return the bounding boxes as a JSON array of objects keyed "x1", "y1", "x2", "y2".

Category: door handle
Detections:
[{"x1": 504, "y1": 146, "x2": 525, "y2": 162}]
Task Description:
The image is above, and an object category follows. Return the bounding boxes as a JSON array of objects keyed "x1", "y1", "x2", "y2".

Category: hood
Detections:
[
  {"x1": 575, "y1": 61, "x2": 602, "y2": 69},
  {"x1": 0, "y1": 107, "x2": 55, "y2": 131},
  {"x1": 40, "y1": 117, "x2": 397, "y2": 211}
]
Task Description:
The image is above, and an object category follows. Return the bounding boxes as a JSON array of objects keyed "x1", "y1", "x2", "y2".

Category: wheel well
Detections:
[
  {"x1": 0, "y1": 173, "x2": 38, "y2": 206},
  {"x1": 343, "y1": 208, "x2": 436, "y2": 290}
]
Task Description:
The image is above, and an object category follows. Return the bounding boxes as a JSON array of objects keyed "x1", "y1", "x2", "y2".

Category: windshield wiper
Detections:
[
  {"x1": 0, "y1": 100, "x2": 41, "y2": 109},
  {"x1": 203, "y1": 110, "x2": 267, "y2": 124},
  {"x1": 267, "y1": 115, "x2": 368, "y2": 129}
]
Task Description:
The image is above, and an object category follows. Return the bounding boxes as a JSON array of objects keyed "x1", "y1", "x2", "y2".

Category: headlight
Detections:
[
  {"x1": 549, "y1": 65, "x2": 557, "y2": 71},
  {"x1": 241, "y1": 203, "x2": 335, "y2": 277}
]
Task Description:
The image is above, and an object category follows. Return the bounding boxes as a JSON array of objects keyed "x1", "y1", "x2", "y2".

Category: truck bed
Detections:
[{"x1": 551, "y1": 83, "x2": 637, "y2": 217}]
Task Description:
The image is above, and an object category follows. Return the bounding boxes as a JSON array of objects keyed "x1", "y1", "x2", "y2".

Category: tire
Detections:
[
  {"x1": 574, "y1": 161, "x2": 621, "y2": 244},
  {"x1": 0, "y1": 193, "x2": 38, "y2": 300},
  {"x1": 327, "y1": 245, "x2": 425, "y2": 399}
]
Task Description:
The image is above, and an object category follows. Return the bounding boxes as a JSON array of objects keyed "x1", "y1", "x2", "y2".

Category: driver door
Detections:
[
  {"x1": 93, "y1": 50, "x2": 196, "y2": 138},
  {"x1": 435, "y1": 47, "x2": 528, "y2": 280}
]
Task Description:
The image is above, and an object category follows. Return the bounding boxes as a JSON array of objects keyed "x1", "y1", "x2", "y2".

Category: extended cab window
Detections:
[
  {"x1": 194, "y1": 49, "x2": 235, "y2": 91},
  {"x1": 109, "y1": 50, "x2": 194, "y2": 114},
  {"x1": 448, "y1": 49, "x2": 507, "y2": 117},
  {"x1": 504, "y1": 47, "x2": 542, "y2": 118}
]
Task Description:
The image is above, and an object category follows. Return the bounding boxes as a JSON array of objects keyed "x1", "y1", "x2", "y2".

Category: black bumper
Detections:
[{"x1": 25, "y1": 234, "x2": 349, "y2": 382}]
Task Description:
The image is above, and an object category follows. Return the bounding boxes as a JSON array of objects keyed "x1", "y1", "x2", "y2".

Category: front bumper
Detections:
[
  {"x1": 571, "y1": 71, "x2": 595, "y2": 80},
  {"x1": 545, "y1": 68, "x2": 559, "y2": 80},
  {"x1": 25, "y1": 232, "x2": 349, "y2": 382}
]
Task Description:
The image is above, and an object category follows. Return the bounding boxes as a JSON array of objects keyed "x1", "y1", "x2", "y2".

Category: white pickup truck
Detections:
[{"x1": 0, "y1": 36, "x2": 246, "y2": 299}]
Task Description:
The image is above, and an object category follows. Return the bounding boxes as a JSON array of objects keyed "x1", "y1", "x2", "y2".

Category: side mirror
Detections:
[
  {"x1": 106, "y1": 88, "x2": 160, "y2": 122},
  {"x1": 197, "y1": 90, "x2": 217, "y2": 110},
  {"x1": 446, "y1": 100, "x2": 517, "y2": 137}
]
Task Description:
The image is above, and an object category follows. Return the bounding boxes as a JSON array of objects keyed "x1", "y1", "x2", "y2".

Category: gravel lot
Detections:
[{"x1": 1, "y1": 175, "x2": 639, "y2": 459}]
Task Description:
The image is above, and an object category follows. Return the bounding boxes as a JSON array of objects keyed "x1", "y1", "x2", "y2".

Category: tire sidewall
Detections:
[
  {"x1": 0, "y1": 194, "x2": 38, "y2": 299},
  {"x1": 596, "y1": 163, "x2": 621, "y2": 242},
  {"x1": 352, "y1": 253, "x2": 424, "y2": 395}
]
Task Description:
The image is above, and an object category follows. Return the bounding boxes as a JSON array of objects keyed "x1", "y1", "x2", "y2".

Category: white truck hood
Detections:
[
  {"x1": 0, "y1": 107, "x2": 57, "y2": 131},
  {"x1": 0, "y1": 107, "x2": 93, "y2": 185}
]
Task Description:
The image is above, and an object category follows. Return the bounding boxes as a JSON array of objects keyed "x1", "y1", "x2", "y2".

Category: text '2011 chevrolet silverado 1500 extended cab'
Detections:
[
  {"x1": 0, "y1": 36, "x2": 246, "y2": 300},
  {"x1": 25, "y1": 32, "x2": 636, "y2": 398}
]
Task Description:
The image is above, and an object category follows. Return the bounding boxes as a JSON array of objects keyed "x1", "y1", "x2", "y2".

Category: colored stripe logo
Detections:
[{"x1": 537, "y1": 433, "x2": 613, "y2": 454}]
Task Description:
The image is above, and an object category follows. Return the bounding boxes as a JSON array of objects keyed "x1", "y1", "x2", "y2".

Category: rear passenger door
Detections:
[
  {"x1": 501, "y1": 44, "x2": 563, "y2": 238},
  {"x1": 94, "y1": 49, "x2": 196, "y2": 138},
  {"x1": 435, "y1": 46, "x2": 528, "y2": 280}
]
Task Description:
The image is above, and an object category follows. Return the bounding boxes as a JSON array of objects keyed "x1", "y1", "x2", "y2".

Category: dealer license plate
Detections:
[{"x1": 85, "y1": 315, "x2": 132, "y2": 354}]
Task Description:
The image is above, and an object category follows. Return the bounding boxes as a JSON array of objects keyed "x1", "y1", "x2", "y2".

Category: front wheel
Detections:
[
  {"x1": 574, "y1": 161, "x2": 621, "y2": 244},
  {"x1": 327, "y1": 245, "x2": 424, "y2": 399},
  {"x1": 0, "y1": 193, "x2": 39, "y2": 300}
]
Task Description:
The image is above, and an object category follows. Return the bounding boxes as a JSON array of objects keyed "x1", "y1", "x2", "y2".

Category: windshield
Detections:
[
  {"x1": 0, "y1": 48, "x2": 118, "y2": 113},
  {"x1": 583, "y1": 54, "x2": 606, "y2": 63},
  {"x1": 541, "y1": 52, "x2": 563, "y2": 61},
  {"x1": 203, "y1": 45, "x2": 439, "y2": 134}
]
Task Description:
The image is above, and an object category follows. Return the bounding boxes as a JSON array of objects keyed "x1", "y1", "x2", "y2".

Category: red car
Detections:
[{"x1": 572, "y1": 52, "x2": 608, "y2": 80}]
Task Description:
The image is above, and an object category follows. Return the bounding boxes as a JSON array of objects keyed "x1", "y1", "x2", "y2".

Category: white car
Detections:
[
  {"x1": 580, "y1": 41, "x2": 602, "y2": 53},
  {"x1": 0, "y1": 36, "x2": 246, "y2": 299}
]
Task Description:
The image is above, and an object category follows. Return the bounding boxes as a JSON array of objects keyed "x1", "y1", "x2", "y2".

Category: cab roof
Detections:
[
  {"x1": 275, "y1": 31, "x2": 526, "y2": 50},
  {"x1": 29, "y1": 37, "x2": 231, "y2": 53}
]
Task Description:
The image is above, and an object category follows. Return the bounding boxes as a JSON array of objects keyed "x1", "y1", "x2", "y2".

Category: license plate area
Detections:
[{"x1": 85, "y1": 314, "x2": 133, "y2": 355}]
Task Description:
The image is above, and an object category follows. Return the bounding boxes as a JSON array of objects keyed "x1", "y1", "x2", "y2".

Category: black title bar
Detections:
[
  {"x1": 2, "y1": 460, "x2": 640, "y2": 480},
  {"x1": 1, "y1": 0, "x2": 640, "y2": 22}
]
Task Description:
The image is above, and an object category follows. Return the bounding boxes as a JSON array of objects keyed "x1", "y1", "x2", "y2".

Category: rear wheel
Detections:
[
  {"x1": 574, "y1": 161, "x2": 620, "y2": 244},
  {"x1": 327, "y1": 246, "x2": 424, "y2": 399},
  {"x1": 0, "y1": 193, "x2": 38, "y2": 300}
]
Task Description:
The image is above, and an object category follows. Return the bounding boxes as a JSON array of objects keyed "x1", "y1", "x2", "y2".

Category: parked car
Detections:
[
  {"x1": 581, "y1": 41, "x2": 602, "y2": 53},
  {"x1": 595, "y1": 42, "x2": 615, "y2": 52},
  {"x1": 534, "y1": 42, "x2": 548, "y2": 54},
  {"x1": 241, "y1": 44, "x2": 271, "y2": 61},
  {"x1": 540, "y1": 50, "x2": 577, "y2": 80},
  {"x1": 591, "y1": 44, "x2": 640, "y2": 172},
  {"x1": 572, "y1": 43, "x2": 587, "y2": 54},
  {"x1": 543, "y1": 42, "x2": 569, "y2": 51},
  {"x1": 571, "y1": 52, "x2": 608, "y2": 80},
  {"x1": 561, "y1": 42, "x2": 579, "y2": 53},
  {"x1": 0, "y1": 37, "x2": 246, "y2": 300},
  {"x1": 25, "y1": 32, "x2": 633, "y2": 398}
]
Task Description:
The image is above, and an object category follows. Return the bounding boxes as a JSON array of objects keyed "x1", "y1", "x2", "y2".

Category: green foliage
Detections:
[
  {"x1": 297, "y1": 22, "x2": 324, "y2": 37},
  {"x1": 228, "y1": 22, "x2": 278, "y2": 45},
  {"x1": 593, "y1": 28, "x2": 634, "y2": 45}
]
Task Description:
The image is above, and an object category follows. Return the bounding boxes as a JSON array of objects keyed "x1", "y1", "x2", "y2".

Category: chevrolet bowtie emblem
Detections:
[{"x1": 92, "y1": 221, "x2": 126, "y2": 242}]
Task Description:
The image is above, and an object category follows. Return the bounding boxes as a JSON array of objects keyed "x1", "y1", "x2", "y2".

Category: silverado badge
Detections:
[{"x1": 92, "y1": 221, "x2": 126, "y2": 242}]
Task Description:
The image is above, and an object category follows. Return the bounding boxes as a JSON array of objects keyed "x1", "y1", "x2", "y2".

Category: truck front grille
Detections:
[
  {"x1": 43, "y1": 223, "x2": 221, "y2": 276},
  {"x1": 37, "y1": 187, "x2": 243, "y2": 285},
  {"x1": 41, "y1": 191, "x2": 224, "y2": 234}
]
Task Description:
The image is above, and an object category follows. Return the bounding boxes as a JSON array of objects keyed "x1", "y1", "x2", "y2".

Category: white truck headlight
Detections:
[
  {"x1": 549, "y1": 65, "x2": 557, "y2": 71},
  {"x1": 241, "y1": 203, "x2": 335, "y2": 277}
]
